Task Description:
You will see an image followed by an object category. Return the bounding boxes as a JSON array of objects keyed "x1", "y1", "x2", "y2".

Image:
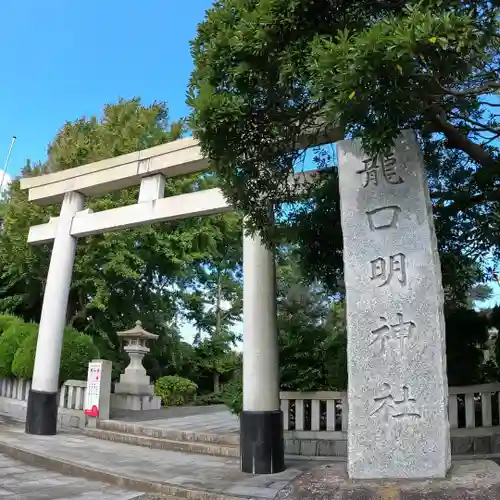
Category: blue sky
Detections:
[
  {"x1": 0, "y1": 0, "x2": 215, "y2": 342},
  {"x1": 0, "y1": 0, "x2": 214, "y2": 176},
  {"x1": 0, "y1": 1, "x2": 498, "y2": 342}
]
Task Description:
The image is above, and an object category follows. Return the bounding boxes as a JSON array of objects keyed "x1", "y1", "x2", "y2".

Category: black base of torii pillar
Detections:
[
  {"x1": 26, "y1": 389, "x2": 58, "y2": 435},
  {"x1": 240, "y1": 410, "x2": 285, "y2": 474}
]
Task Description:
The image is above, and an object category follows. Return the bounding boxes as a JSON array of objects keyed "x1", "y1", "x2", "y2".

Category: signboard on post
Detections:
[
  {"x1": 84, "y1": 362, "x2": 102, "y2": 417},
  {"x1": 83, "y1": 360, "x2": 112, "y2": 422}
]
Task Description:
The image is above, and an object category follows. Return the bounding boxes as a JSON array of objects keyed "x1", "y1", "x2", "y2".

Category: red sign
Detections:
[{"x1": 84, "y1": 405, "x2": 99, "y2": 417}]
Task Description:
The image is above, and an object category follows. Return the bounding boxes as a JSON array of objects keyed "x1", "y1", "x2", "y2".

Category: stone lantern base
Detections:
[{"x1": 110, "y1": 393, "x2": 161, "y2": 412}]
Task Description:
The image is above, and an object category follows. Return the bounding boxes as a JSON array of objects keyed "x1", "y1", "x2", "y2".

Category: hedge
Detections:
[
  {"x1": 154, "y1": 375, "x2": 198, "y2": 406},
  {"x1": 0, "y1": 315, "x2": 22, "y2": 336},
  {"x1": 11, "y1": 325, "x2": 99, "y2": 383},
  {"x1": 0, "y1": 322, "x2": 39, "y2": 378},
  {"x1": 60, "y1": 328, "x2": 99, "y2": 382},
  {"x1": 221, "y1": 376, "x2": 242, "y2": 416}
]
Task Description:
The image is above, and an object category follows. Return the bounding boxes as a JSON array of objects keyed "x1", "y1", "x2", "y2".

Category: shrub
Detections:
[
  {"x1": 195, "y1": 392, "x2": 225, "y2": 406},
  {"x1": 154, "y1": 375, "x2": 197, "y2": 406},
  {"x1": 59, "y1": 328, "x2": 99, "y2": 382},
  {"x1": 0, "y1": 322, "x2": 39, "y2": 378},
  {"x1": 11, "y1": 332, "x2": 37, "y2": 380},
  {"x1": 11, "y1": 326, "x2": 98, "y2": 383},
  {"x1": 0, "y1": 315, "x2": 22, "y2": 335},
  {"x1": 221, "y1": 377, "x2": 242, "y2": 416}
]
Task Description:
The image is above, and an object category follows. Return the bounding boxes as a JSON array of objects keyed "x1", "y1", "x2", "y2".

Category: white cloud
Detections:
[{"x1": 0, "y1": 172, "x2": 11, "y2": 193}]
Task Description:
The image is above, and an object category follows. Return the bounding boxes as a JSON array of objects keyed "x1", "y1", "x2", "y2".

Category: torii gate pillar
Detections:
[
  {"x1": 241, "y1": 222, "x2": 284, "y2": 474},
  {"x1": 26, "y1": 191, "x2": 84, "y2": 435}
]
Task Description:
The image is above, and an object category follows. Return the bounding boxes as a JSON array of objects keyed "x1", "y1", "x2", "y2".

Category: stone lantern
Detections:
[{"x1": 110, "y1": 321, "x2": 162, "y2": 411}]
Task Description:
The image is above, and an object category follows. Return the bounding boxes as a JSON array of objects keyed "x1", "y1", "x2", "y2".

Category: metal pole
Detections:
[{"x1": 0, "y1": 136, "x2": 17, "y2": 194}]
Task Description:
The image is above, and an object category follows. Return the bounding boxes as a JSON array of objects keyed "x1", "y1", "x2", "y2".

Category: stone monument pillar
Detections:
[
  {"x1": 110, "y1": 321, "x2": 162, "y2": 411},
  {"x1": 337, "y1": 130, "x2": 451, "y2": 479}
]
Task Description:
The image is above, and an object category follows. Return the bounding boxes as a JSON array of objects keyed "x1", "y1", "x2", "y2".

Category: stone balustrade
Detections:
[
  {"x1": 0, "y1": 379, "x2": 31, "y2": 402},
  {"x1": 280, "y1": 385, "x2": 500, "y2": 435},
  {"x1": 58, "y1": 380, "x2": 87, "y2": 411},
  {"x1": 280, "y1": 384, "x2": 500, "y2": 456},
  {"x1": 0, "y1": 378, "x2": 90, "y2": 428},
  {"x1": 1, "y1": 378, "x2": 500, "y2": 456},
  {"x1": 280, "y1": 391, "x2": 348, "y2": 433}
]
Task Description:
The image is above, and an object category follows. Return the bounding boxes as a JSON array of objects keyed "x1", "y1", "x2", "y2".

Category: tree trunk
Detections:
[
  {"x1": 216, "y1": 268, "x2": 222, "y2": 336},
  {"x1": 213, "y1": 372, "x2": 220, "y2": 393}
]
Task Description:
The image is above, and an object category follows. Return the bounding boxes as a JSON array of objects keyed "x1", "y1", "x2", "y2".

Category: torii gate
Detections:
[{"x1": 20, "y1": 133, "x2": 337, "y2": 475}]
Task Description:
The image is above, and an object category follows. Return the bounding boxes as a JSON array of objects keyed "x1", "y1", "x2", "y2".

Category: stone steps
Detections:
[
  {"x1": 0, "y1": 438, "x2": 247, "y2": 500},
  {"x1": 84, "y1": 427, "x2": 240, "y2": 457},
  {"x1": 0, "y1": 420, "x2": 311, "y2": 500},
  {"x1": 98, "y1": 419, "x2": 240, "y2": 446}
]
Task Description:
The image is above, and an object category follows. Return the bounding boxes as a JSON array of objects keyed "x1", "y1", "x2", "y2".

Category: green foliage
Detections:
[
  {"x1": 0, "y1": 322, "x2": 38, "y2": 378},
  {"x1": 0, "y1": 98, "x2": 243, "y2": 377},
  {"x1": 221, "y1": 374, "x2": 243, "y2": 416},
  {"x1": 189, "y1": 0, "x2": 500, "y2": 292},
  {"x1": 183, "y1": 212, "x2": 243, "y2": 340},
  {"x1": 277, "y1": 247, "x2": 348, "y2": 390},
  {"x1": 0, "y1": 315, "x2": 22, "y2": 335},
  {"x1": 11, "y1": 326, "x2": 98, "y2": 383},
  {"x1": 191, "y1": 335, "x2": 241, "y2": 392},
  {"x1": 10, "y1": 334, "x2": 36, "y2": 380},
  {"x1": 182, "y1": 211, "x2": 243, "y2": 392},
  {"x1": 310, "y1": 2, "x2": 498, "y2": 155},
  {"x1": 154, "y1": 375, "x2": 198, "y2": 406},
  {"x1": 491, "y1": 306, "x2": 500, "y2": 374},
  {"x1": 59, "y1": 328, "x2": 99, "y2": 383},
  {"x1": 195, "y1": 392, "x2": 226, "y2": 406},
  {"x1": 446, "y1": 307, "x2": 490, "y2": 386},
  {"x1": 492, "y1": 305, "x2": 500, "y2": 332}
]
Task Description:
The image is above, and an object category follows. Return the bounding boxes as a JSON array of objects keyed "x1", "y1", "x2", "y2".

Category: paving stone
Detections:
[
  {"x1": 269, "y1": 481, "x2": 291, "y2": 489},
  {"x1": 0, "y1": 420, "x2": 316, "y2": 499},
  {"x1": 0, "y1": 452, "x2": 144, "y2": 499},
  {"x1": 474, "y1": 436, "x2": 492, "y2": 454},
  {"x1": 224, "y1": 485, "x2": 279, "y2": 498},
  {"x1": 493, "y1": 434, "x2": 500, "y2": 453},
  {"x1": 0, "y1": 466, "x2": 27, "y2": 476},
  {"x1": 299, "y1": 440, "x2": 317, "y2": 456},
  {"x1": 452, "y1": 436, "x2": 474, "y2": 455}
]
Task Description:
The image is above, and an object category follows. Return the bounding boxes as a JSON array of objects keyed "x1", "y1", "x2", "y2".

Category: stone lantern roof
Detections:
[{"x1": 117, "y1": 320, "x2": 158, "y2": 341}]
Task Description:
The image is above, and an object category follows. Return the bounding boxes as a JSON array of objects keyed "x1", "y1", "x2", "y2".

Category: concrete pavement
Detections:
[
  {"x1": 0, "y1": 452, "x2": 144, "y2": 499},
  {"x1": 0, "y1": 418, "x2": 318, "y2": 499}
]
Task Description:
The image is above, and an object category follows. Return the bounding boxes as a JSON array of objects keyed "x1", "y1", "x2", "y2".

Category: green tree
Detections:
[
  {"x1": 468, "y1": 283, "x2": 494, "y2": 308},
  {"x1": 182, "y1": 211, "x2": 243, "y2": 392},
  {"x1": 0, "y1": 98, "x2": 239, "y2": 376},
  {"x1": 445, "y1": 306, "x2": 490, "y2": 386},
  {"x1": 188, "y1": 0, "x2": 500, "y2": 294},
  {"x1": 277, "y1": 246, "x2": 347, "y2": 391},
  {"x1": 192, "y1": 334, "x2": 240, "y2": 393}
]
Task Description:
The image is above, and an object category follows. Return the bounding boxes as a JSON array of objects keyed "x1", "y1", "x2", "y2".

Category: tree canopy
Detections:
[
  {"x1": 188, "y1": 0, "x2": 500, "y2": 294},
  {"x1": 0, "y1": 98, "x2": 242, "y2": 377},
  {"x1": 0, "y1": 78, "x2": 496, "y2": 405}
]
